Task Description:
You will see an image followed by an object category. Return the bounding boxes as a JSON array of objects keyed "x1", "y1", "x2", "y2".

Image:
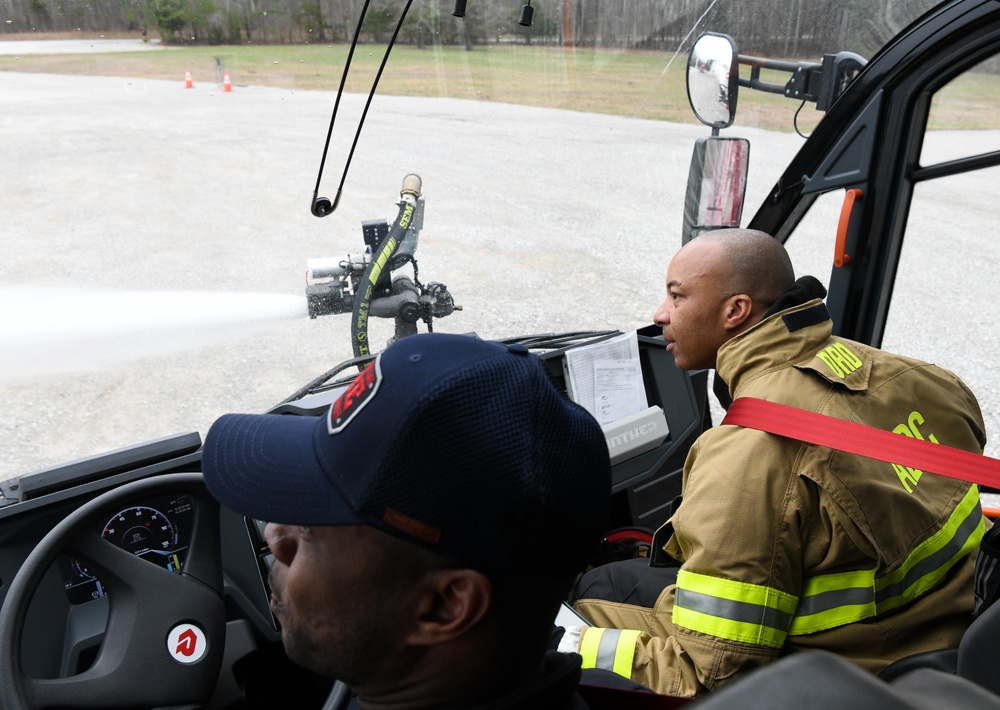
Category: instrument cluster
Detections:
[{"x1": 57, "y1": 494, "x2": 194, "y2": 604}]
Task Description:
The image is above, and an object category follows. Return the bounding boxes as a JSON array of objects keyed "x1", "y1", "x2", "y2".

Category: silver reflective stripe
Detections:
[
  {"x1": 793, "y1": 585, "x2": 874, "y2": 619},
  {"x1": 675, "y1": 588, "x2": 793, "y2": 633},
  {"x1": 594, "y1": 629, "x2": 623, "y2": 671}
]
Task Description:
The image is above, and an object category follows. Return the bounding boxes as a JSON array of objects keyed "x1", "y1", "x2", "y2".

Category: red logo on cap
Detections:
[{"x1": 328, "y1": 355, "x2": 383, "y2": 434}]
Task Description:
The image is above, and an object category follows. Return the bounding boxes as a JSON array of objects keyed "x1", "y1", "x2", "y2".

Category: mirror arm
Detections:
[
  {"x1": 738, "y1": 56, "x2": 823, "y2": 100},
  {"x1": 738, "y1": 69, "x2": 792, "y2": 96},
  {"x1": 736, "y1": 51, "x2": 866, "y2": 111}
]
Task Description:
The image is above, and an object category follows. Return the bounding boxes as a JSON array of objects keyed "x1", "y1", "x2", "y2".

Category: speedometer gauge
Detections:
[{"x1": 102, "y1": 506, "x2": 180, "y2": 569}]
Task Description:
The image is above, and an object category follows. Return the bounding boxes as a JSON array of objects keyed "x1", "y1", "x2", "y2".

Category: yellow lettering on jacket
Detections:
[
  {"x1": 817, "y1": 351, "x2": 843, "y2": 377},
  {"x1": 888, "y1": 411, "x2": 939, "y2": 493},
  {"x1": 816, "y1": 343, "x2": 862, "y2": 379},
  {"x1": 835, "y1": 343, "x2": 863, "y2": 369}
]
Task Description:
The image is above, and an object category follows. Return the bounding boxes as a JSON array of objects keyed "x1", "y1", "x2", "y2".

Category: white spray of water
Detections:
[{"x1": 0, "y1": 286, "x2": 307, "y2": 380}]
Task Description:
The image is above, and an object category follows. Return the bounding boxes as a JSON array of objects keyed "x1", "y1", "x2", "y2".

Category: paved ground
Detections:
[{"x1": 2, "y1": 51, "x2": 1000, "y2": 478}]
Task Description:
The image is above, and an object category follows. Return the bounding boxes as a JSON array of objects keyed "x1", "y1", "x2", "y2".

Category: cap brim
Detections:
[{"x1": 202, "y1": 412, "x2": 363, "y2": 526}]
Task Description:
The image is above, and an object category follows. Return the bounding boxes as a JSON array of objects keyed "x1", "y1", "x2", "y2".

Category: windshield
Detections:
[{"x1": 0, "y1": 0, "x2": 971, "y2": 478}]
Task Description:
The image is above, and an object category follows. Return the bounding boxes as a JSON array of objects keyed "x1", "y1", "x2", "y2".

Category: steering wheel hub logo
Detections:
[{"x1": 167, "y1": 623, "x2": 207, "y2": 664}]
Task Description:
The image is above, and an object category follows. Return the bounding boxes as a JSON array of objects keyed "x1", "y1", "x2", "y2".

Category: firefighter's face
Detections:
[
  {"x1": 653, "y1": 239, "x2": 736, "y2": 371},
  {"x1": 264, "y1": 523, "x2": 418, "y2": 687}
]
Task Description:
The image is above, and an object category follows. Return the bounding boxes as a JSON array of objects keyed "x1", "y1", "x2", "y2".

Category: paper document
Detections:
[{"x1": 563, "y1": 331, "x2": 648, "y2": 425}]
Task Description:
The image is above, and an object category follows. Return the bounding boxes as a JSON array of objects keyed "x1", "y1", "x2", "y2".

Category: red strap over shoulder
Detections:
[{"x1": 721, "y1": 397, "x2": 1000, "y2": 490}]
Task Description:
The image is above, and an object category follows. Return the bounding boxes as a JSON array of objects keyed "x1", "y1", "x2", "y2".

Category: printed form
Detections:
[{"x1": 563, "y1": 331, "x2": 648, "y2": 425}]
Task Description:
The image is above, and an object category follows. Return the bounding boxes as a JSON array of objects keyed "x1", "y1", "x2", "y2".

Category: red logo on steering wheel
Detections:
[
  {"x1": 176, "y1": 628, "x2": 197, "y2": 656},
  {"x1": 167, "y1": 624, "x2": 207, "y2": 664}
]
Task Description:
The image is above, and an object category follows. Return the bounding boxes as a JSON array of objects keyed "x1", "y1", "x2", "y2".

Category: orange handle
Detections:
[{"x1": 835, "y1": 188, "x2": 863, "y2": 268}]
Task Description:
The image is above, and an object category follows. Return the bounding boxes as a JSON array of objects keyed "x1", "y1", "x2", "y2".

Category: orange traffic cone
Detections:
[
  {"x1": 223, "y1": 71, "x2": 232, "y2": 92},
  {"x1": 184, "y1": 68, "x2": 194, "y2": 89}
]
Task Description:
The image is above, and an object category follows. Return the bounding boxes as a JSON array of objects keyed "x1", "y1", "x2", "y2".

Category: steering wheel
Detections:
[{"x1": 0, "y1": 472, "x2": 226, "y2": 709}]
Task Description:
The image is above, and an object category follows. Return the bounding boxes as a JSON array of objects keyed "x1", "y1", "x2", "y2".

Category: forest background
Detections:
[{"x1": 0, "y1": 0, "x2": 943, "y2": 59}]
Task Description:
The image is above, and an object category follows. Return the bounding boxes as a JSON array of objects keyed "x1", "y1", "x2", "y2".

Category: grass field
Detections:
[{"x1": 0, "y1": 37, "x2": 995, "y2": 132}]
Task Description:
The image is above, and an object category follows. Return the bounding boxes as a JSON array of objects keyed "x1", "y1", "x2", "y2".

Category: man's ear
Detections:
[
  {"x1": 405, "y1": 569, "x2": 493, "y2": 647},
  {"x1": 723, "y1": 293, "x2": 754, "y2": 331}
]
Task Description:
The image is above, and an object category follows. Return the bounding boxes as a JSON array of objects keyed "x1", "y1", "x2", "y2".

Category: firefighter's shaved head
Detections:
[{"x1": 698, "y1": 228, "x2": 795, "y2": 318}]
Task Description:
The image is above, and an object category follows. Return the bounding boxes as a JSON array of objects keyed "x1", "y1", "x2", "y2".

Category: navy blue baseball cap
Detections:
[{"x1": 202, "y1": 333, "x2": 611, "y2": 575}]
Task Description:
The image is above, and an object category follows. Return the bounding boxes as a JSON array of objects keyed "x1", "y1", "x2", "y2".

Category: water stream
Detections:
[{"x1": 0, "y1": 286, "x2": 307, "y2": 380}]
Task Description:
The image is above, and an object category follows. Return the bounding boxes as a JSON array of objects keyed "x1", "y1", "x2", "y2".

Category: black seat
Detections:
[
  {"x1": 878, "y1": 648, "x2": 958, "y2": 681},
  {"x1": 688, "y1": 651, "x2": 1000, "y2": 709},
  {"x1": 879, "y1": 577, "x2": 1000, "y2": 687},
  {"x1": 958, "y1": 592, "x2": 1000, "y2": 695}
]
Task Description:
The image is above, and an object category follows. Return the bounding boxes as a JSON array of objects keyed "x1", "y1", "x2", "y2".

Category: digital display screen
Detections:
[{"x1": 245, "y1": 516, "x2": 280, "y2": 631}]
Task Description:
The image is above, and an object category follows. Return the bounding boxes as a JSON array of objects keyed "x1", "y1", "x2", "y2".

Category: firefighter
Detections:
[{"x1": 563, "y1": 229, "x2": 987, "y2": 697}]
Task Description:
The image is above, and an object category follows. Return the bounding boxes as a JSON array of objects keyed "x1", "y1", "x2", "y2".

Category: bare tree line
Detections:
[{"x1": 0, "y1": 0, "x2": 941, "y2": 59}]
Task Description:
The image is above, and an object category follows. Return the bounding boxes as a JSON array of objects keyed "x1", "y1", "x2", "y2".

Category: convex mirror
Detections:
[{"x1": 687, "y1": 32, "x2": 739, "y2": 129}]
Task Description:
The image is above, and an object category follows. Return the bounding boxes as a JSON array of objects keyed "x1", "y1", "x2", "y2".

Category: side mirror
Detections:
[
  {"x1": 682, "y1": 136, "x2": 750, "y2": 244},
  {"x1": 687, "y1": 32, "x2": 739, "y2": 129}
]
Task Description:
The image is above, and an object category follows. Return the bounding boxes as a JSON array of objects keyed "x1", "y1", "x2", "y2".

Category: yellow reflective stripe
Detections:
[
  {"x1": 578, "y1": 627, "x2": 604, "y2": 669},
  {"x1": 577, "y1": 628, "x2": 641, "y2": 679},
  {"x1": 791, "y1": 486, "x2": 984, "y2": 635},
  {"x1": 876, "y1": 485, "x2": 984, "y2": 613},
  {"x1": 673, "y1": 605, "x2": 788, "y2": 649},
  {"x1": 801, "y1": 568, "x2": 875, "y2": 596},
  {"x1": 673, "y1": 570, "x2": 797, "y2": 649}
]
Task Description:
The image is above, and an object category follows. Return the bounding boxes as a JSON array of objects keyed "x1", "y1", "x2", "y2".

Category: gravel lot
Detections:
[{"x1": 3, "y1": 46, "x2": 1000, "y2": 478}]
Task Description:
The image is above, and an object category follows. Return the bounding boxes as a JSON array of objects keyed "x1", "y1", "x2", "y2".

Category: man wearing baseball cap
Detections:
[{"x1": 201, "y1": 332, "x2": 618, "y2": 709}]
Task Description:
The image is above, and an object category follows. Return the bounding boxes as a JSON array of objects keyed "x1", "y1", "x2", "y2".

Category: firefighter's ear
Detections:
[
  {"x1": 723, "y1": 293, "x2": 754, "y2": 331},
  {"x1": 406, "y1": 568, "x2": 492, "y2": 646}
]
